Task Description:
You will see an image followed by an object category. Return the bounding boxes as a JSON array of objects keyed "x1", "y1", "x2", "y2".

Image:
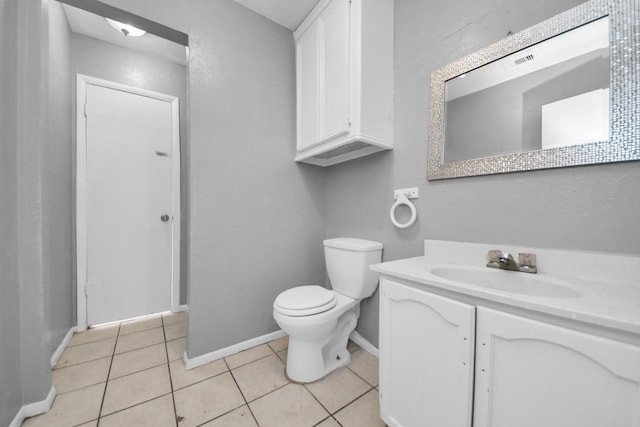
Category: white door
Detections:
[
  {"x1": 84, "y1": 83, "x2": 174, "y2": 326},
  {"x1": 474, "y1": 307, "x2": 640, "y2": 427},
  {"x1": 379, "y1": 279, "x2": 476, "y2": 427}
]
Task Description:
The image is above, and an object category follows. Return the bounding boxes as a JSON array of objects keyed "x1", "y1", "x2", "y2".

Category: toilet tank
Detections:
[{"x1": 324, "y1": 238, "x2": 383, "y2": 299}]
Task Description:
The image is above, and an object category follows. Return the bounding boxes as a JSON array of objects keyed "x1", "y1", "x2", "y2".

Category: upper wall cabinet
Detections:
[{"x1": 294, "y1": 0, "x2": 394, "y2": 167}]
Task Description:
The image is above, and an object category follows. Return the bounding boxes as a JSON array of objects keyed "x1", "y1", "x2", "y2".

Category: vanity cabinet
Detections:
[
  {"x1": 379, "y1": 279, "x2": 475, "y2": 427},
  {"x1": 379, "y1": 278, "x2": 640, "y2": 427},
  {"x1": 474, "y1": 307, "x2": 640, "y2": 427},
  {"x1": 294, "y1": 0, "x2": 393, "y2": 166}
]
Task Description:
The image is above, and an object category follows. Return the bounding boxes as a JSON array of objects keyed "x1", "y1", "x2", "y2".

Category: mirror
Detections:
[{"x1": 427, "y1": 0, "x2": 639, "y2": 180}]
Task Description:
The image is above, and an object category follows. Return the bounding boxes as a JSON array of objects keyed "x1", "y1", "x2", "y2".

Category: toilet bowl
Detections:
[{"x1": 273, "y1": 238, "x2": 383, "y2": 383}]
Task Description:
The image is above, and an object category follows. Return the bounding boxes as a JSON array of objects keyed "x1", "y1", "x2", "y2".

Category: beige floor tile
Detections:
[
  {"x1": 174, "y1": 372, "x2": 245, "y2": 427},
  {"x1": 165, "y1": 321, "x2": 187, "y2": 341},
  {"x1": 22, "y1": 383, "x2": 104, "y2": 427},
  {"x1": 120, "y1": 315, "x2": 163, "y2": 336},
  {"x1": 249, "y1": 383, "x2": 328, "y2": 427},
  {"x1": 347, "y1": 340, "x2": 361, "y2": 353},
  {"x1": 68, "y1": 325, "x2": 118, "y2": 347},
  {"x1": 232, "y1": 354, "x2": 288, "y2": 402},
  {"x1": 276, "y1": 349, "x2": 287, "y2": 363},
  {"x1": 99, "y1": 394, "x2": 176, "y2": 427},
  {"x1": 162, "y1": 310, "x2": 187, "y2": 325},
  {"x1": 109, "y1": 343, "x2": 167, "y2": 379},
  {"x1": 169, "y1": 357, "x2": 227, "y2": 390},
  {"x1": 52, "y1": 357, "x2": 111, "y2": 393},
  {"x1": 348, "y1": 350, "x2": 379, "y2": 386},
  {"x1": 334, "y1": 389, "x2": 384, "y2": 427},
  {"x1": 305, "y1": 367, "x2": 371, "y2": 413},
  {"x1": 316, "y1": 417, "x2": 341, "y2": 427},
  {"x1": 225, "y1": 344, "x2": 272, "y2": 369},
  {"x1": 267, "y1": 335, "x2": 288, "y2": 352},
  {"x1": 55, "y1": 338, "x2": 116, "y2": 369},
  {"x1": 76, "y1": 421, "x2": 98, "y2": 427},
  {"x1": 167, "y1": 337, "x2": 187, "y2": 361},
  {"x1": 201, "y1": 405, "x2": 258, "y2": 427},
  {"x1": 101, "y1": 364, "x2": 172, "y2": 415},
  {"x1": 115, "y1": 327, "x2": 165, "y2": 354}
]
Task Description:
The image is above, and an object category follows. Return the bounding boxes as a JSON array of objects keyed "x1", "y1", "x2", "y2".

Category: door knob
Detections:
[{"x1": 160, "y1": 214, "x2": 170, "y2": 222}]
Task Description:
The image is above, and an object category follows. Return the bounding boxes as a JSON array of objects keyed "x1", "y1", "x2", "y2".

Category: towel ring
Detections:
[{"x1": 390, "y1": 193, "x2": 417, "y2": 228}]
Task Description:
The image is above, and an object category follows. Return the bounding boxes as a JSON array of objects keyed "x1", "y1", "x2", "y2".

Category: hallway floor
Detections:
[{"x1": 22, "y1": 312, "x2": 384, "y2": 427}]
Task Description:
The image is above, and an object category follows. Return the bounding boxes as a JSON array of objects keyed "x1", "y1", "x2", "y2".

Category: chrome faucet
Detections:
[{"x1": 486, "y1": 250, "x2": 537, "y2": 274}]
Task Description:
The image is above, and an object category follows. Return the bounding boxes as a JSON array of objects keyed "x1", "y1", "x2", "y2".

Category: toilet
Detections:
[{"x1": 273, "y1": 238, "x2": 383, "y2": 383}]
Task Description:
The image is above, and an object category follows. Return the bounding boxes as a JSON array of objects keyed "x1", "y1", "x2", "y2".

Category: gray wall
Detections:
[
  {"x1": 99, "y1": 0, "x2": 327, "y2": 358},
  {"x1": 0, "y1": 0, "x2": 23, "y2": 424},
  {"x1": 45, "y1": 0, "x2": 75, "y2": 360},
  {"x1": 71, "y1": 33, "x2": 189, "y2": 305},
  {"x1": 324, "y1": 0, "x2": 640, "y2": 347},
  {"x1": 185, "y1": 0, "x2": 325, "y2": 357},
  {"x1": 1, "y1": 0, "x2": 58, "y2": 423}
]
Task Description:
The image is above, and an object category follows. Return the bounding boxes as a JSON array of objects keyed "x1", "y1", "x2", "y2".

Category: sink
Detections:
[{"x1": 429, "y1": 267, "x2": 582, "y2": 298}]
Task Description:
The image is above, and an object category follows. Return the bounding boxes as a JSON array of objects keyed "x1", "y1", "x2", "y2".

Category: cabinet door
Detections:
[
  {"x1": 474, "y1": 307, "x2": 640, "y2": 427},
  {"x1": 380, "y1": 279, "x2": 475, "y2": 427},
  {"x1": 317, "y1": 0, "x2": 350, "y2": 143},
  {"x1": 296, "y1": 21, "x2": 319, "y2": 150}
]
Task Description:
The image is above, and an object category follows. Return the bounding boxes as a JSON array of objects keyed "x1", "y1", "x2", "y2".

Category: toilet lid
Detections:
[{"x1": 274, "y1": 285, "x2": 337, "y2": 317}]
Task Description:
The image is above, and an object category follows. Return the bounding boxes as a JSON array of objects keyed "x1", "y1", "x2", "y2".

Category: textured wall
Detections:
[
  {"x1": 71, "y1": 33, "x2": 189, "y2": 304},
  {"x1": 45, "y1": 0, "x2": 75, "y2": 359},
  {"x1": 324, "y1": 0, "x2": 640, "y2": 347},
  {"x1": 0, "y1": 0, "x2": 24, "y2": 424},
  {"x1": 185, "y1": 0, "x2": 325, "y2": 357}
]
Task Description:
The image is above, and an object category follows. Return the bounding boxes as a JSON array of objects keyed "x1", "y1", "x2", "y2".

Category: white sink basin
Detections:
[{"x1": 430, "y1": 267, "x2": 582, "y2": 298}]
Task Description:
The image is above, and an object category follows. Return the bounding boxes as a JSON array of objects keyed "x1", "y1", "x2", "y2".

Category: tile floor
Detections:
[{"x1": 22, "y1": 312, "x2": 385, "y2": 427}]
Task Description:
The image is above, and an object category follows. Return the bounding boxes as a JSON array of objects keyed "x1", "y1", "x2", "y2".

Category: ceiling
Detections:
[
  {"x1": 62, "y1": 0, "x2": 322, "y2": 65},
  {"x1": 232, "y1": 0, "x2": 320, "y2": 31},
  {"x1": 62, "y1": 4, "x2": 187, "y2": 65}
]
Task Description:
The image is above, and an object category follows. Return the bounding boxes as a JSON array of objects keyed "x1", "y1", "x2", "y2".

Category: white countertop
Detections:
[{"x1": 371, "y1": 241, "x2": 640, "y2": 335}]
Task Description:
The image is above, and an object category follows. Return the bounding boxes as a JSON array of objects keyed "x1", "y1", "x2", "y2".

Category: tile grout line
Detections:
[
  {"x1": 161, "y1": 315, "x2": 180, "y2": 427},
  {"x1": 95, "y1": 322, "x2": 122, "y2": 427},
  {"x1": 226, "y1": 358, "x2": 262, "y2": 427}
]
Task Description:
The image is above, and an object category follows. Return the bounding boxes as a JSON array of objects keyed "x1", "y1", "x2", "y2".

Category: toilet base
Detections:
[{"x1": 284, "y1": 307, "x2": 359, "y2": 383}]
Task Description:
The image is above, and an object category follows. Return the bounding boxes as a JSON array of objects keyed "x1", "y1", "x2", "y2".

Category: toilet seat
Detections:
[{"x1": 274, "y1": 285, "x2": 337, "y2": 317}]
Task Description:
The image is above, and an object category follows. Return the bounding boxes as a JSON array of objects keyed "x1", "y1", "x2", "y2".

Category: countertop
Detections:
[{"x1": 371, "y1": 255, "x2": 640, "y2": 335}]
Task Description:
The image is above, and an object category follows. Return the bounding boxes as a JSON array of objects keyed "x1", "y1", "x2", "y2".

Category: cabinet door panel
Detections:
[
  {"x1": 318, "y1": 0, "x2": 350, "y2": 142},
  {"x1": 474, "y1": 307, "x2": 640, "y2": 427},
  {"x1": 296, "y1": 23, "x2": 319, "y2": 150},
  {"x1": 380, "y1": 279, "x2": 475, "y2": 427}
]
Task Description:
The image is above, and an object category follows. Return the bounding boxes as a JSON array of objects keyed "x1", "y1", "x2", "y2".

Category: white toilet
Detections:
[{"x1": 273, "y1": 238, "x2": 383, "y2": 383}]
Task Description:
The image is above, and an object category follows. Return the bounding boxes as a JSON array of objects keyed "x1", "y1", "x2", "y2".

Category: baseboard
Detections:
[
  {"x1": 51, "y1": 326, "x2": 77, "y2": 368},
  {"x1": 349, "y1": 330, "x2": 379, "y2": 358},
  {"x1": 9, "y1": 386, "x2": 56, "y2": 427},
  {"x1": 183, "y1": 329, "x2": 286, "y2": 370},
  {"x1": 176, "y1": 304, "x2": 188, "y2": 312}
]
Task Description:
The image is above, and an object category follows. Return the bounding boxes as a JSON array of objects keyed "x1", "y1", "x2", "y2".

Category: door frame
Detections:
[{"x1": 76, "y1": 74, "x2": 181, "y2": 331}]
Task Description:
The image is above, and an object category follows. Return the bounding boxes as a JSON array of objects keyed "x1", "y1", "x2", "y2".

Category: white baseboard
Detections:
[
  {"x1": 349, "y1": 330, "x2": 379, "y2": 358},
  {"x1": 51, "y1": 326, "x2": 77, "y2": 368},
  {"x1": 9, "y1": 386, "x2": 56, "y2": 427},
  {"x1": 176, "y1": 304, "x2": 188, "y2": 312},
  {"x1": 183, "y1": 329, "x2": 286, "y2": 370}
]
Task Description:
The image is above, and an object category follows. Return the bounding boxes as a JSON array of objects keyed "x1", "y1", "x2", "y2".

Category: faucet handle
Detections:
[
  {"x1": 518, "y1": 253, "x2": 537, "y2": 273},
  {"x1": 486, "y1": 249, "x2": 504, "y2": 267}
]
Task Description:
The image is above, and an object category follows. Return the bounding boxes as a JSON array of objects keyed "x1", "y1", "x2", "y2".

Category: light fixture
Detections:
[{"x1": 105, "y1": 17, "x2": 146, "y2": 37}]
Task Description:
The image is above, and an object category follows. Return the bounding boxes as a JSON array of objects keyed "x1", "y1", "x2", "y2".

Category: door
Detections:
[
  {"x1": 379, "y1": 279, "x2": 475, "y2": 427},
  {"x1": 474, "y1": 307, "x2": 640, "y2": 427},
  {"x1": 83, "y1": 82, "x2": 175, "y2": 326}
]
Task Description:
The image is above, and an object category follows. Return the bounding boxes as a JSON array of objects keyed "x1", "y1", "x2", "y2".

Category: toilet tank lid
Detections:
[{"x1": 323, "y1": 238, "x2": 383, "y2": 252}]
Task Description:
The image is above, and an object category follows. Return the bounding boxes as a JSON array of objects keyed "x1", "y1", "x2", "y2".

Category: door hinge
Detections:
[{"x1": 84, "y1": 102, "x2": 88, "y2": 117}]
